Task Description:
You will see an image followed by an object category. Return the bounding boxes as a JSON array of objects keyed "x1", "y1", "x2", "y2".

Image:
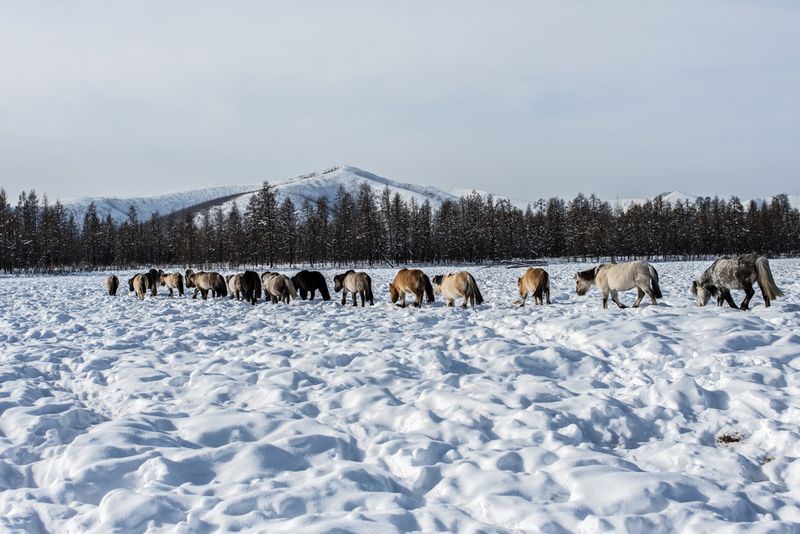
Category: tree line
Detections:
[{"x1": 1, "y1": 182, "x2": 799, "y2": 273}]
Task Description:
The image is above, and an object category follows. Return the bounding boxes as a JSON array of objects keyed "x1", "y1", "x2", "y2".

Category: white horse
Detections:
[{"x1": 575, "y1": 261, "x2": 662, "y2": 309}]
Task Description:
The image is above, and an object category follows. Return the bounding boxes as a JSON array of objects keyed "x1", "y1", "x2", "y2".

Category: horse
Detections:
[
  {"x1": 130, "y1": 273, "x2": 149, "y2": 301},
  {"x1": 240, "y1": 270, "x2": 262, "y2": 305},
  {"x1": 226, "y1": 274, "x2": 243, "y2": 300},
  {"x1": 518, "y1": 267, "x2": 550, "y2": 306},
  {"x1": 692, "y1": 253, "x2": 783, "y2": 310},
  {"x1": 106, "y1": 275, "x2": 119, "y2": 296},
  {"x1": 291, "y1": 270, "x2": 331, "y2": 301},
  {"x1": 389, "y1": 268, "x2": 434, "y2": 308},
  {"x1": 262, "y1": 272, "x2": 297, "y2": 304},
  {"x1": 185, "y1": 269, "x2": 196, "y2": 288},
  {"x1": 333, "y1": 270, "x2": 374, "y2": 307},
  {"x1": 575, "y1": 261, "x2": 662, "y2": 309},
  {"x1": 187, "y1": 271, "x2": 228, "y2": 300},
  {"x1": 143, "y1": 269, "x2": 159, "y2": 296},
  {"x1": 432, "y1": 271, "x2": 483, "y2": 308},
  {"x1": 158, "y1": 270, "x2": 184, "y2": 297}
]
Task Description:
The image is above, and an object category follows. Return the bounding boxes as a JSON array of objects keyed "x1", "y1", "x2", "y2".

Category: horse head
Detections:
[{"x1": 692, "y1": 279, "x2": 714, "y2": 306}]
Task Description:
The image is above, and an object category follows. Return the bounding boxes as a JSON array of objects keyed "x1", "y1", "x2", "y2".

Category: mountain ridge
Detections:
[{"x1": 62, "y1": 165, "x2": 799, "y2": 223}]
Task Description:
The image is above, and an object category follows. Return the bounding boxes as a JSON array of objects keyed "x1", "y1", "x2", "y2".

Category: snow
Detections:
[
  {"x1": 1, "y1": 260, "x2": 799, "y2": 532},
  {"x1": 64, "y1": 166, "x2": 800, "y2": 225}
]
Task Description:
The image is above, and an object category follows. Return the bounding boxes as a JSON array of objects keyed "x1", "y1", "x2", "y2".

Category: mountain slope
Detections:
[{"x1": 63, "y1": 166, "x2": 799, "y2": 223}]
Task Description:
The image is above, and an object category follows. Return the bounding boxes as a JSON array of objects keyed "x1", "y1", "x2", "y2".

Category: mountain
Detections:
[
  {"x1": 65, "y1": 165, "x2": 459, "y2": 224},
  {"x1": 63, "y1": 166, "x2": 799, "y2": 223}
]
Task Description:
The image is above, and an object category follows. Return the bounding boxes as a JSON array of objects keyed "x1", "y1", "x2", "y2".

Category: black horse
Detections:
[
  {"x1": 291, "y1": 270, "x2": 331, "y2": 301},
  {"x1": 240, "y1": 270, "x2": 262, "y2": 305}
]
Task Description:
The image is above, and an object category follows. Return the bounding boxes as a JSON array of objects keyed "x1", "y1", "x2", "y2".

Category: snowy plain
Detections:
[{"x1": 1, "y1": 260, "x2": 799, "y2": 533}]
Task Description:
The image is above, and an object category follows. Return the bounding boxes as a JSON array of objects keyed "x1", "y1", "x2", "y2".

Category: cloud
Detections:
[{"x1": 0, "y1": 1, "x2": 798, "y2": 202}]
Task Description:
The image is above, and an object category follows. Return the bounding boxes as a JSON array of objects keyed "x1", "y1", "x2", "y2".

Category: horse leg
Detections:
[
  {"x1": 201, "y1": 289, "x2": 208, "y2": 300},
  {"x1": 740, "y1": 281, "x2": 755, "y2": 311},
  {"x1": 545, "y1": 288, "x2": 551, "y2": 305},
  {"x1": 352, "y1": 291, "x2": 358, "y2": 306},
  {"x1": 520, "y1": 290, "x2": 527, "y2": 307},
  {"x1": 310, "y1": 289, "x2": 315, "y2": 301},
  {"x1": 611, "y1": 290, "x2": 626, "y2": 309},
  {"x1": 721, "y1": 289, "x2": 738, "y2": 309},
  {"x1": 602, "y1": 291, "x2": 609, "y2": 309},
  {"x1": 341, "y1": 291, "x2": 347, "y2": 306},
  {"x1": 632, "y1": 288, "x2": 644, "y2": 308},
  {"x1": 193, "y1": 288, "x2": 199, "y2": 299}
]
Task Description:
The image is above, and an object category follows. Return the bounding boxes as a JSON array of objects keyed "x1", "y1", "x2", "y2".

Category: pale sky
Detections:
[{"x1": 1, "y1": 1, "x2": 799, "y2": 203}]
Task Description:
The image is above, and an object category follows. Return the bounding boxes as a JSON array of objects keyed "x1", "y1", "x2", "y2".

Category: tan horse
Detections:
[
  {"x1": 158, "y1": 270, "x2": 184, "y2": 297},
  {"x1": 187, "y1": 271, "x2": 228, "y2": 300},
  {"x1": 129, "y1": 273, "x2": 149, "y2": 301},
  {"x1": 106, "y1": 275, "x2": 119, "y2": 296},
  {"x1": 226, "y1": 274, "x2": 243, "y2": 300},
  {"x1": 432, "y1": 272, "x2": 483, "y2": 308},
  {"x1": 390, "y1": 268, "x2": 434, "y2": 308},
  {"x1": 333, "y1": 270, "x2": 374, "y2": 307},
  {"x1": 262, "y1": 272, "x2": 297, "y2": 304},
  {"x1": 518, "y1": 267, "x2": 551, "y2": 306}
]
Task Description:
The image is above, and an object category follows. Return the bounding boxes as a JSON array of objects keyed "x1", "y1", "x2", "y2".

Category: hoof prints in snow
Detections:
[{"x1": 1, "y1": 260, "x2": 799, "y2": 532}]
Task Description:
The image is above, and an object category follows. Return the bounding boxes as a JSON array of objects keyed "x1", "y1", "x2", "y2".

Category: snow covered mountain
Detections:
[
  {"x1": 63, "y1": 165, "x2": 799, "y2": 224},
  {"x1": 64, "y1": 165, "x2": 459, "y2": 224}
]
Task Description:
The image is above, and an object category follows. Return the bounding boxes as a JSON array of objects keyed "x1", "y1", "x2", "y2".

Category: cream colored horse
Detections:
[
  {"x1": 262, "y1": 272, "x2": 297, "y2": 304},
  {"x1": 333, "y1": 270, "x2": 374, "y2": 307},
  {"x1": 575, "y1": 261, "x2": 662, "y2": 309},
  {"x1": 432, "y1": 271, "x2": 483, "y2": 308}
]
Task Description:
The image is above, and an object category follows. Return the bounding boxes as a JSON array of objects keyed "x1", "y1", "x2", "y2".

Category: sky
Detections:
[{"x1": 1, "y1": 1, "x2": 799, "y2": 203}]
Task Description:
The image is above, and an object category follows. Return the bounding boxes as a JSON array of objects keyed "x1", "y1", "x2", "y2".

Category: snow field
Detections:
[{"x1": 0, "y1": 260, "x2": 799, "y2": 533}]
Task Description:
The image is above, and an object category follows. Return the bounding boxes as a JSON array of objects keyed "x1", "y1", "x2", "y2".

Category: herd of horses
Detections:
[{"x1": 106, "y1": 253, "x2": 784, "y2": 311}]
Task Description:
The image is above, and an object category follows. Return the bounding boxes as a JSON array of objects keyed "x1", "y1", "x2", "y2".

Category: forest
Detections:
[{"x1": 1, "y1": 182, "x2": 799, "y2": 272}]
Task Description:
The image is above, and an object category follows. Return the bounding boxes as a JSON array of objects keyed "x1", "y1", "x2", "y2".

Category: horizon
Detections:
[{"x1": 2, "y1": 2, "x2": 799, "y2": 203}]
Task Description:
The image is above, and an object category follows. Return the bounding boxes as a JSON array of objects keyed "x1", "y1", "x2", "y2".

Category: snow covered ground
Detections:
[{"x1": 1, "y1": 260, "x2": 799, "y2": 533}]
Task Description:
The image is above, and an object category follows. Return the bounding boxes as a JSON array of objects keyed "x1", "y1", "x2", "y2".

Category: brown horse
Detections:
[
  {"x1": 106, "y1": 275, "x2": 119, "y2": 296},
  {"x1": 333, "y1": 270, "x2": 374, "y2": 306},
  {"x1": 432, "y1": 271, "x2": 483, "y2": 308},
  {"x1": 187, "y1": 271, "x2": 228, "y2": 300},
  {"x1": 158, "y1": 270, "x2": 184, "y2": 297},
  {"x1": 390, "y1": 268, "x2": 434, "y2": 308},
  {"x1": 518, "y1": 267, "x2": 551, "y2": 306}
]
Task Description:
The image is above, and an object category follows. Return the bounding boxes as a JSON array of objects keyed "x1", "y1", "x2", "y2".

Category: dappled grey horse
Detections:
[{"x1": 692, "y1": 253, "x2": 783, "y2": 310}]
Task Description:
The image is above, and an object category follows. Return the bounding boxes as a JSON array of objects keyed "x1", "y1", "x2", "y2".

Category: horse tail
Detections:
[
  {"x1": 533, "y1": 272, "x2": 545, "y2": 301},
  {"x1": 320, "y1": 278, "x2": 331, "y2": 301},
  {"x1": 365, "y1": 275, "x2": 374, "y2": 304},
  {"x1": 177, "y1": 274, "x2": 185, "y2": 296},
  {"x1": 648, "y1": 264, "x2": 663, "y2": 299},
  {"x1": 535, "y1": 271, "x2": 549, "y2": 301},
  {"x1": 217, "y1": 274, "x2": 228, "y2": 297},
  {"x1": 467, "y1": 273, "x2": 484, "y2": 305},
  {"x1": 755, "y1": 256, "x2": 783, "y2": 301},
  {"x1": 255, "y1": 276, "x2": 262, "y2": 300},
  {"x1": 422, "y1": 273, "x2": 435, "y2": 303},
  {"x1": 286, "y1": 277, "x2": 298, "y2": 301}
]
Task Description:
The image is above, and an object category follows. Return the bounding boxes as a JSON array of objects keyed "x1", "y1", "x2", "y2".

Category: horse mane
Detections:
[{"x1": 576, "y1": 267, "x2": 598, "y2": 282}]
